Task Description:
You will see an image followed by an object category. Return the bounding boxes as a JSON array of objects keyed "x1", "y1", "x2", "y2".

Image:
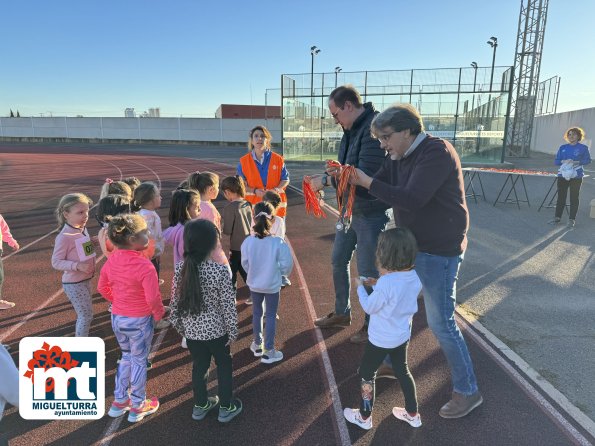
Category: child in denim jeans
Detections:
[
  {"x1": 241, "y1": 202, "x2": 293, "y2": 364},
  {"x1": 99, "y1": 214, "x2": 166, "y2": 423}
]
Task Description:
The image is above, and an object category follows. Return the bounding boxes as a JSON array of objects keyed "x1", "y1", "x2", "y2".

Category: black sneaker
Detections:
[{"x1": 218, "y1": 398, "x2": 243, "y2": 423}]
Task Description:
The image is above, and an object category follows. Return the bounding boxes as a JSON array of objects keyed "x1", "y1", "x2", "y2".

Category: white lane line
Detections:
[
  {"x1": 97, "y1": 327, "x2": 169, "y2": 446},
  {"x1": 0, "y1": 254, "x2": 106, "y2": 342},
  {"x1": 2, "y1": 229, "x2": 58, "y2": 260},
  {"x1": 288, "y1": 182, "x2": 595, "y2": 442},
  {"x1": 456, "y1": 310, "x2": 594, "y2": 445},
  {"x1": 2, "y1": 155, "x2": 124, "y2": 261},
  {"x1": 286, "y1": 239, "x2": 351, "y2": 446}
]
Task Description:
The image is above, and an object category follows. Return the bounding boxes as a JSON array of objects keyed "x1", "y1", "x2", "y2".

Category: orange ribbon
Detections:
[{"x1": 23, "y1": 342, "x2": 80, "y2": 392}]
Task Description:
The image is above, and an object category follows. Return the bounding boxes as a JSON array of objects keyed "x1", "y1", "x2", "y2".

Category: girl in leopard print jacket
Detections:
[{"x1": 169, "y1": 219, "x2": 239, "y2": 415}]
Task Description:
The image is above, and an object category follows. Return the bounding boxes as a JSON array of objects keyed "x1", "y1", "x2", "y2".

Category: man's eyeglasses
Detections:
[
  {"x1": 330, "y1": 107, "x2": 344, "y2": 119},
  {"x1": 376, "y1": 131, "x2": 396, "y2": 142}
]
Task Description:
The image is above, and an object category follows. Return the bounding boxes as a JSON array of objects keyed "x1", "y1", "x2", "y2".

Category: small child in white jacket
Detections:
[
  {"x1": 241, "y1": 202, "x2": 293, "y2": 364},
  {"x1": 343, "y1": 227, "x2": 423, "y2": 431}
]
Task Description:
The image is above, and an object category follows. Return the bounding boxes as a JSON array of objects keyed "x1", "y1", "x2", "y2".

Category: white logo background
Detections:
[{"x1": 19, "y1": 337, "x2": 105, "y2": 420}]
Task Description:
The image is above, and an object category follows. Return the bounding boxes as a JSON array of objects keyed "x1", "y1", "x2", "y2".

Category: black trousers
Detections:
[
  {"x1": 358, "y1": 340, "x2": 418, "y2": 416},
  {"x1": 186, "y1": 334, "x2": 233, "y2": 407},
  {"x1": 229, "y1": 250, "x2": 247, "y2": 286},
  {"x1": 555, "y1": 177, "x2": 583, "y2": 220}
]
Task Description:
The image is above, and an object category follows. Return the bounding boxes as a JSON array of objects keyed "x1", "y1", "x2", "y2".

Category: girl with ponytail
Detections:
[{"x1": 169, "y1": 219, "x2": 242, "y2": 423}]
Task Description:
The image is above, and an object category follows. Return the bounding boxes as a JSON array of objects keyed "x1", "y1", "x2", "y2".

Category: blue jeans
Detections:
[
  {"x1": 415, "y1": 252, "x2": 478, "y2": 396},
  {"x1": 251, "y1": 291, "x2": 280, "y2": 351},
  {"x1": 332, "y1": 212, "x2": 388, "y2": 320}
]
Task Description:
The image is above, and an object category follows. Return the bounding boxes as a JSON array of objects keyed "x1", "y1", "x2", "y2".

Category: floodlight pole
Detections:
[
  {"x1": 471, "y1": 62, "x2": 478, "y2": 111},
  {"x1": 487, "y1": 37, "x2": 498, "y2": 92},
  {"x1": 334, "y1": 66, "x2": 342, "y2": 87}
]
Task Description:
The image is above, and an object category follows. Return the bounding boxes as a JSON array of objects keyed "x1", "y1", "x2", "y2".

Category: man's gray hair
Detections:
[{"x1": 371, "y1": 104, "x2": 424, "y2": 136}]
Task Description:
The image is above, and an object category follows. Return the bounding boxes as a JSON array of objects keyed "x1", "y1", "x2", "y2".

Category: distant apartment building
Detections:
[
  {"x1": 215, "y1": 104, "x2": 281, "y2": 119},
  {"x1": 124, "y1": 108, "x2": 136, "y2": 118},
  {"x1": 148, "y1": 108, "x2": 160, "y2": 118}
]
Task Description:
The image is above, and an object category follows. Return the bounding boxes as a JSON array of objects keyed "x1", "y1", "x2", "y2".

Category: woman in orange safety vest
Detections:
[{"x1": 237, "y1": 126, "x2": 289, "y2": 217}]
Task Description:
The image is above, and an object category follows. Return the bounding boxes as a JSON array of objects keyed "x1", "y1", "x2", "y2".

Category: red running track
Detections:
[{"x1": 0, "y1": 145, "x2": 590, "y2": 446}]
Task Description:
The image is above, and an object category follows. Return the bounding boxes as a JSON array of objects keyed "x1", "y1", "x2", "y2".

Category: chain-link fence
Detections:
[{"x1": 281, "y1": 66, "x2": 513, "y2": 163}]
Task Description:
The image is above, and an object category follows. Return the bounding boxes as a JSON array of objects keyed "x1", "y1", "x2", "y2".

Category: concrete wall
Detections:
[
  {"x1": 0, "y1": 117, "x2": 282, "y2": 144},
  {"x1": 531, "y1": 107, "x2": 595, "y2": 154}
]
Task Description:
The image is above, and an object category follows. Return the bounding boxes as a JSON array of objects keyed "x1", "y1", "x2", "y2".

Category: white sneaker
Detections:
[
  {"x1": 392, "y1": 407, "x2": 422, "y2": 428},
  {"x1": 261, "y1": 349, "x2": 283, "y2": 364},
  {"x1": 250, "y1": 341, "x2": 263, "y2": 357},
  {"x1": 181, "y1": 337, "x2": 188, "y2": 349},
  {"x1": 343, "y1": 408, "x2": 372, "y2": 430}
]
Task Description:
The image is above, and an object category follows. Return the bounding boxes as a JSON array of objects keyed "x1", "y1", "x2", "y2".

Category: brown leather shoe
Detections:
[
  {"x1": 376, "y1": 363, "x2": 396, "y2": 380},
  {"x1": 314, "y1": 312, "x2": 351, "y2": 328},
  {"x1": 439, "y1": 392, "x2": 483, "y2": 418},
  {"x1": 349, "y1": 326, "x2": 369, "y2": 344}
]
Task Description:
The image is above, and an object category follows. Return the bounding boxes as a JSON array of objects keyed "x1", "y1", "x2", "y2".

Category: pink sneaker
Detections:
[
  {"x1": 128, "y1": 397, "x2": 159, "y2": 422},
  {"x1": 108, "y1": 398, "x2": 131, "y2": 417}
]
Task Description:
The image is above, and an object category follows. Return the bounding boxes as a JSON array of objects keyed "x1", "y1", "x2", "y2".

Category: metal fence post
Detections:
[{"x1": 64, "y1": 116, "x2": 69, "y2": 139}]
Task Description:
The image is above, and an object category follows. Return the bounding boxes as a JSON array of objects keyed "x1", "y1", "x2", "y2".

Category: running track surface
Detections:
[{"x1": 0, "y1": 144, "x2": 591, "y2": 446}]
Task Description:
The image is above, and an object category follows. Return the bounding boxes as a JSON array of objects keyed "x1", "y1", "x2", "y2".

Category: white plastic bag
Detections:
[{"x1": 559, "y1": 163, "x2": 577, "y2": 180}]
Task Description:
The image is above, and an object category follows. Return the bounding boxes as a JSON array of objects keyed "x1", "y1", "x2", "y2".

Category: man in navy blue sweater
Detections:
[
  {"x1": 309, "y1": 86, "x2": 389, "y2": 346},
  {"x1": 350, "y1": 103, "x2": 483, "y2": 419}
]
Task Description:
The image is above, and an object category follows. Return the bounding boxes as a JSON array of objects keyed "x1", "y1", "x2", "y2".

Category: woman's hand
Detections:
[
  {"x1": 306, "y1": 175, "x2": 325, "y2": 192},
  {"x1": 254, "y1": 188, "x2": 266, "y2": 198}
]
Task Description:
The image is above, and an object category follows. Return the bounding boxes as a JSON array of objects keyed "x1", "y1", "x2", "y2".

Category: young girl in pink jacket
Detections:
[
  {"x1": 98, "y1": 214, "x2": 166, "y2": 423},
  {"x1": 51, "y1": 193, "x2": 96, "y2": 336}
]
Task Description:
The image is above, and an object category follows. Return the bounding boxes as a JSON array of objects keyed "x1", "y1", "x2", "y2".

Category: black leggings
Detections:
[
  {"x1": 358, "y1": 340, "x2": 418, "y2": 417},
  {"x1": 555, "y1": 177, "x2": 583, "y2": 220},
  {"x1": 187, "y1": 335, "x2": 233, "y2": 407},
  {"x1": 229, "y1": 250, "x2": 247, "y2": 286}
]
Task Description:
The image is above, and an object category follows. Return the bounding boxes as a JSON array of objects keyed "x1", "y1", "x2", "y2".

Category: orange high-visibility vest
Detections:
[{"x1": 241, "y1": 151, "x2": 288, "y2": 217}]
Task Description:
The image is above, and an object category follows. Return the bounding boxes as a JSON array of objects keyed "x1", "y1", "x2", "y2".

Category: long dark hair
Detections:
[
  {"x1": 168, "y1": 188, "x2": 200, "y2": 226},
  {"x1": 177, "y1": 219, "x2": 219, "y2": 315},
  {"x1": 252, "y1": 201, "x2": 274, "y2": 239}
]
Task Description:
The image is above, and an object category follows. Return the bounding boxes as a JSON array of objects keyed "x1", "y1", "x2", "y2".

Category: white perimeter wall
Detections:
[
  {"x1": 0, "y1": 117, "x2": 282, "y2": 144},
  {"x1": 531, "y1": 107, "x2": 594, "y2": 154}
]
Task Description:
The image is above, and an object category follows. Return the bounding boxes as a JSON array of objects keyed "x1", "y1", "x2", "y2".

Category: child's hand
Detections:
[
  {"x1": 91, "y1": 235, "x2": 100, "y2": 247},
  {"x1": 76, "y1": 262, "x2": 94, "y2": 274},
  {"x1": 10, "y1": 241, "x2": 19, "y2": 251},
  {"x1": 354, "y1": 276, "x2": 367, "y2": 287},
  {"x1": 362, "y1": 277, "x2": 378, "y2": 287}
]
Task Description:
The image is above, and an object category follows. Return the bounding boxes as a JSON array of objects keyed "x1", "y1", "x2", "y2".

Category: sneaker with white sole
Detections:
[
  {"x1": 108, "y1": 398, "x2": 131, "y2": 417},
  {"x1": 343, "y1": 408, "x2": 372, "y2": 430},
  {"x1": 261, "y1": 349, "x2": 283, "y2": 364},
  {"x1": 250, "y1": 341, "x2": 263, "y2": 357},
  {"x1": 392, "y1": 407, "x2": 422, "y2": 427},
  {"x1": 0, "y1": 300, "x2": 15, "y2": 310},
  {"x1": 128, "y1": 397, "x2": 159, "y2": 422},
  {"x1": 181, "y1": 337, "x2": 188, "y2": 349},
  {"x1": 218, "y1": 398, "x2": 243, "y2": 423},
  {"x1": 192, "y1": 396, "x2": 219, "y2": 421}
]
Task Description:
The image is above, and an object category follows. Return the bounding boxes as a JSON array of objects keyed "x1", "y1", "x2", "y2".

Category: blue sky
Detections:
[{"x1": 1, "y1": 0, "x2": 593, "y2": 117}]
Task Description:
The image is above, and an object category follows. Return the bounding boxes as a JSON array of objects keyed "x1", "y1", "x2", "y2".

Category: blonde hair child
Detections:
[{"x1": 51, "y1": 193, "x2": 96, "y2": 336}]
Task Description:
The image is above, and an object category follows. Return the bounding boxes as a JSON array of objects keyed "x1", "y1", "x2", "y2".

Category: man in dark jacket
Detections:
[
  {"x1": 310, "y1": 86, "x2": 389, "y2": 345},
  {"x1": 349, "y1": 103, "x2": 483, "y2": 419}
]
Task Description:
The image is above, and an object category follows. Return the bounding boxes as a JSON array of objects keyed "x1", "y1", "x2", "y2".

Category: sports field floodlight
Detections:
[
  {"x1": 487, "y1": 37, "x2": 498, "y2": 91},
  {"x1": 471, "y1": 62, "x2": 478, "y2": 93},
  {"x1": 310, "y1": 46, "x2": 321, "y2": 97},
  {"x1": 334, "y1": 66, "x2": 342, "y2": 87}
]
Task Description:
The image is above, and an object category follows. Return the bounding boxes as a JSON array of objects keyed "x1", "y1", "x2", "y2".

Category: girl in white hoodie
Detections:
[{"x1": 241, "y1": 202, "x2": 293, "y2": 364}]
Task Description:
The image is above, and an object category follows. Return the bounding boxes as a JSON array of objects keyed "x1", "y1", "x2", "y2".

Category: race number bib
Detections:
[{"x1": 75, "y1": 236, "x2": 96, "y2": 261}]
